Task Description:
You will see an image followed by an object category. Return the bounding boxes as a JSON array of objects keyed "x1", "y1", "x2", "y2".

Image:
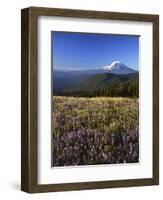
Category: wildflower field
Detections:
[{"x1": 52, "y1": 96, "x2": 139, "y2": 167}]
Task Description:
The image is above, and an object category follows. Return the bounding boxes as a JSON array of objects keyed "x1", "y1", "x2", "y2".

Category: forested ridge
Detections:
[{"x1": 54, "y1": 72, "x2": 139, "y2": 98}]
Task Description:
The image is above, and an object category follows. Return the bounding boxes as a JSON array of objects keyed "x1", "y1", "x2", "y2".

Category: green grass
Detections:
[
  {"x1": 52, "y1": 96, "x2": 139, "y2": 135},
  {"x1": 52, "y1": 96, "x2": 139, "y2": 166}
]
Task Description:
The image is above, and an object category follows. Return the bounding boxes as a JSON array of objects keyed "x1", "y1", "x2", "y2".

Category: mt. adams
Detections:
[{"x1": 102, "y1": 61, "x2": 137, "y2": 74}]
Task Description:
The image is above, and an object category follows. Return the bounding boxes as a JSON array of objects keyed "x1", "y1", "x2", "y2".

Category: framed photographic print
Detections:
[{"x1": 21, "y1": 7, "x2": 159, "y2": 193}]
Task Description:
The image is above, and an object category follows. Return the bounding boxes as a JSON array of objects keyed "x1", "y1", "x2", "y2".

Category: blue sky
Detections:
[{"x1": 52, "y1": 32, "x2": 139, "y2": 71}]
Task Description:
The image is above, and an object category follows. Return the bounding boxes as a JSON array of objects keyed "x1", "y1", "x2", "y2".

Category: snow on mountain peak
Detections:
[
  {"x1": 102, "y1": 61, "x2": 136, "y2": 74},
  {"x1": 103, "y1": 61, "x2": 125, "y2": 70}
]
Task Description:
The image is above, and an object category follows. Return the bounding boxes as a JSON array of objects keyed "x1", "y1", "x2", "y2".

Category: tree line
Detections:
[{"x1": 54, "y1": 79, "x2": 139, "y2": 98}]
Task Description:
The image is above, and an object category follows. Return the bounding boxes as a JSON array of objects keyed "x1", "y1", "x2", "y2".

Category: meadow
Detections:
[{"x1": 52, "y1": 96, "x2": 139, "y2": 166}]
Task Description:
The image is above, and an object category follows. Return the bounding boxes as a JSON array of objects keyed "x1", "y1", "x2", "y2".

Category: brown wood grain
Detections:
[
  {"x1": 21, "y1": 7, "x2": 159, "y2": 193},
  {"x1": 152, "y1": 15, "x2": 159, "y2": 185}
]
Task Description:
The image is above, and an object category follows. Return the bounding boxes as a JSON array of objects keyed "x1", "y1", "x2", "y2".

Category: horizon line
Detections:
[{"x1": 53, "y1": 68, "x2": 139, "y2": 72}]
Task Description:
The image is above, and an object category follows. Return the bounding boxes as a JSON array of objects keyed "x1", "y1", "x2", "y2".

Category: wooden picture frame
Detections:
[{"x1": 21, "y1": 7, "x2": 159, "y2": 193}]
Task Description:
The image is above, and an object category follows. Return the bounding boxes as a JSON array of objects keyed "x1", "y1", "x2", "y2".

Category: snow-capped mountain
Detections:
[{"x1": 102, "y1": 61, "x2": 136, "y2": 74}]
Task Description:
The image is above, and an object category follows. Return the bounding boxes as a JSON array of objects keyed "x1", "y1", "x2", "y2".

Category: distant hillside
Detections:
[
  {"x1": 53, "y1": 69, "x2": 104, "y2": 91},
  {"x1": 70, "y1": 72, "x2": 138, "y2": 92},
  {"x1": 54, "y1": 72, "x2": 139, "y2": 98}
]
